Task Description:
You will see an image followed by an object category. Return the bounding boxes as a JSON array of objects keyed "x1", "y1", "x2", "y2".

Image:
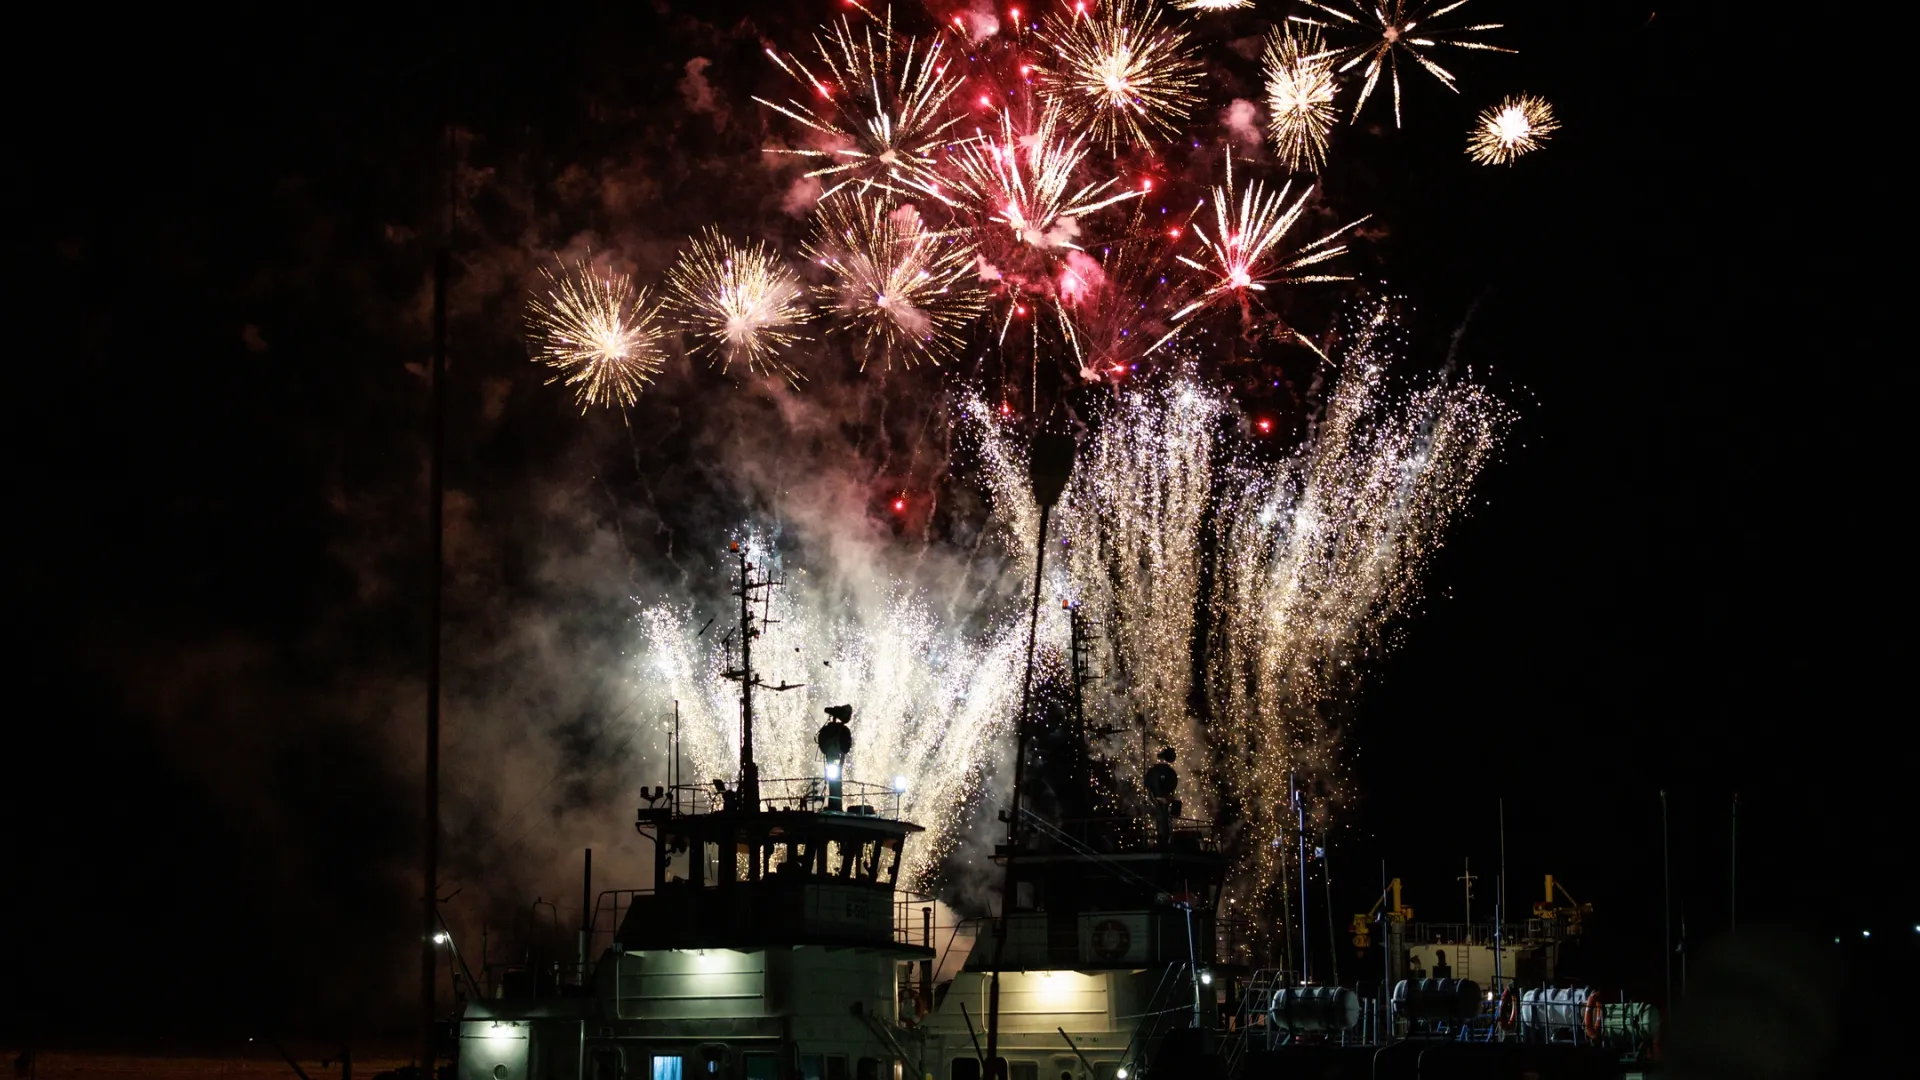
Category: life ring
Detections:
[
  {"x1": 1089, "y1": 919, "x2": 1132, "y2": 961},
  {"x1": 1582, "y1": 992, "x2": 1603, "y2": 1041},
  {"x1": 1496, "y1": 986, "x2": 1519, "y2": 1030}
]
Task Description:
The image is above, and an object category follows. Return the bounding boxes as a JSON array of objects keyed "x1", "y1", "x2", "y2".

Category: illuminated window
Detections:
[{"x1": 651, "y1": 1057, "x2": 684, "y2": 1080}]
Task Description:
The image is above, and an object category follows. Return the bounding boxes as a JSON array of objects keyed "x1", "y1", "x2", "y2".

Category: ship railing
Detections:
[
  {"x1": 891, "y1": 892, "x2": 941, "y2": 950},
  {"x1": 1025, "y1": 814, "x2": 1222, "y2": 854},
  {"x1": 1222, "y1": 967, "x2": 1291, "y2": 1066},
  {"x1": 1115, "y1": 962, "x2": 1207, "y2": 1069},
  {"x1": 1402, "y1": 920, "x2": 1546, "y2": 947},
  {"x1": 658, "y1": 776, "x2": 906, "y2": 819},
  {"x1": 585, "y1": 887, "x2": 654, "y2": 962}
]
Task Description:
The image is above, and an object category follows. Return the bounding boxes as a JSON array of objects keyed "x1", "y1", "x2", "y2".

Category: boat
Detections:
[{"x1": 448, "y1": 544, "x2": 1657, "y2": 1080}]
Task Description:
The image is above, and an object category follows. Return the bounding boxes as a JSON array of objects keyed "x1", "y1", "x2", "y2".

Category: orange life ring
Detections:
[
  {"x1": 1582, "y1": 992, "x2": 1603, "y2": 1041},
  {"x1": 1496, "y1": 986, "x2": 1519, "y2": 1030}
]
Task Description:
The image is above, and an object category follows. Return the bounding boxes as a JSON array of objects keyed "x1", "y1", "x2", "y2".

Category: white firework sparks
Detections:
[
  {"x1": 638, "y1": 551, "x2": 1028, "y2": 890},
  {"x1": 1294, "y1": 0, "x2": 1514, "y2": 127},
  {"x1": 963, "y1": 306, "x2": 1508, "y2": 952},
  {"x1": 1166, "y1": 155, "x2": 1370, "y2": 330},
  {"x1": 755, "y1": 6, "x2": 968, "y2": 199}
]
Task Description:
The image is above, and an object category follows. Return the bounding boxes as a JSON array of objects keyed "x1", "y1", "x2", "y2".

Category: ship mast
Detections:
[{"x1": 719, "y1": 543, "x2": 799, "y2": 818}]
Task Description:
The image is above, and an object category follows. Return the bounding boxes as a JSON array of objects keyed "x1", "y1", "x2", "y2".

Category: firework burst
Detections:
[
  {"x1": 662, "y1": 227, "x2": 812, "y2": 383},
  {"x1": 1466, "y1": 93, "x2": 1559, "y2": 165},
  {"x1": 755, "y1": 6, "x2": 967, "y2": 199},
  {"x1": 1034, "y1": 0, "x2": 1205, "y2": 150},
  {"x1": 1263, "y1": 24, "x2": 1340, "y2": 173},
  {"x1": 802, "y1": 192, "x2": 986, "y2": 368},
  {"x1": 1294, "y1": 0, "x2": 1513, "y2": 127},
  {"x1": 1176, "y1": 0, "x2": 1256, "y2": 10},
  {"x1": 526, "y1": 262, "x2": 669, "y2": 410},
  {"x1": 947, "y1": 104, "x2": 1144, "y2": 252},
  {"x1": 944, "y1": 104, "x2": 1149, "y2": 364},
  {"x1": 1167, "y1": 156, "x2": 1370, "y2": 332}
]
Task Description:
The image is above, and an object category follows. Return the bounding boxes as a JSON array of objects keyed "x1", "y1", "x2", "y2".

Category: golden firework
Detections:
[
  {"x1": 1263, "y1": 24, "x2": 1340, "y2": 173},
  {"x1": 526, "y1": 262, "x2": 668, "y2": 410},
  {"x1": 1176, "y1": 0, "x2": 1255, "y2": 9},
  {"x1": 1294, "y1": 0, "x2": 1513, "y2": 127},
  {"x1": 802, "y1": 193, "x2": 986, "y2": 368},
  {"x1": 1466, "y1": 93, "x2": 1559, "y2": 165},
  {"x1": 1168, "y1": 156, "x2": 1370, "y2": 326},
  {"x1": 662, "y1": 227, "x2": 812, "y2": 383},
  {"x1": 755, "y1": 6, "x2": 967, "y2": 199},
  {"x1": 1034, "y1": 0, "x2": 1205, "y2": 149}
]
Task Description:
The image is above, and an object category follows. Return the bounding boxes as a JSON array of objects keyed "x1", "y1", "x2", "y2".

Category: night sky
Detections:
[{"x1": 9, "y1": 0, "x2": 1908, "y2": 1053}]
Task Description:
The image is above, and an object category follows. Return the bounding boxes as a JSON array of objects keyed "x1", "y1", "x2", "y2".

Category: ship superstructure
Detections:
[
  {"x1": 447, "y1": 531, "x2": 1653, "y2": 1080},
  {"x1": 456, "y1": 545, "x2": 935, "y2": 1080},
  {"x1": 908, "y1": 602, "x2": 1232, "y2": 1080}
]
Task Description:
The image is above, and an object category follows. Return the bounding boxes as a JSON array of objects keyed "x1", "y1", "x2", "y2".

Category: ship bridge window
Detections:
[{"x1": 828, "y1": 840, "x2": 880, "y2": 879}]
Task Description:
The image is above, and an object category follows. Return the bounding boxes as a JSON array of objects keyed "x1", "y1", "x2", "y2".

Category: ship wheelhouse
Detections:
[
  {"x1": 458, "y1": 776, "x2": 935, "y2": 1080},
  {"x1": 626, "y1": 777, "x2": 922, "y2": 952}
]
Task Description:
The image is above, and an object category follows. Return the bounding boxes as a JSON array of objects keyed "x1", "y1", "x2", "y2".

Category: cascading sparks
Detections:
[
  {"x1": 961, "y1": 302, "x2": 1509, "y2": 944},
  {"x1": 637, "y1": 560, "x2": 1028, "y2": 891}
]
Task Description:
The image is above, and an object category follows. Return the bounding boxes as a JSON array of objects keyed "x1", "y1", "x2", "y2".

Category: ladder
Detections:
[
  {"x1": 1456, "y1": 943, "x2": 1470, "y2": 984},
  {"x1": 1221, "y1": 969, "x2": 1286, "y2": 1072}
]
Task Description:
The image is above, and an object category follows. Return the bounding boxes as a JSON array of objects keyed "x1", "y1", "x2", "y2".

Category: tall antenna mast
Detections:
[
  {"x1": 719, "y1": 542, "x2": 801, "y2": 817},
  {"x1": 420, "y1": 85, "x2": 455, "y2": 1078}
]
